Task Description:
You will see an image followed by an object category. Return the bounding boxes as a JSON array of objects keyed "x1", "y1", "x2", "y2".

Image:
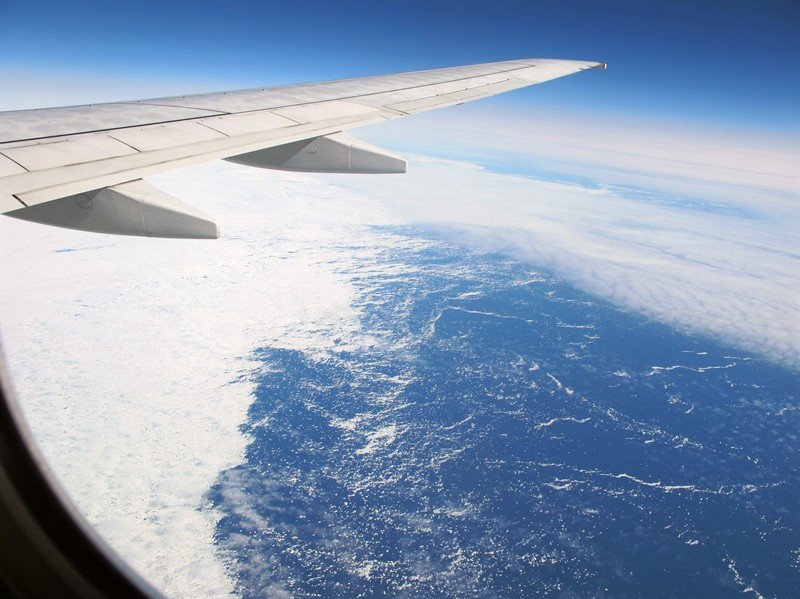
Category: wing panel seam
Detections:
[
  {"x1": 118, "y1": 102, "x2": 229, "y2": 115},
  {"x1": 0, "y1": 153, "x2": 30, "y2": 173},
  {"x1": 194, "y1": 122, "x2": 232, "y2": 137},
  {"x1": 106, "y1": 135, "x2": 142, "y2": 153}
]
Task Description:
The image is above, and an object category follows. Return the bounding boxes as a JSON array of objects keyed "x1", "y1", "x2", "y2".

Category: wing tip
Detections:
[{"x1": 580, "y1": 61, "x2": 607, "y2": 71}]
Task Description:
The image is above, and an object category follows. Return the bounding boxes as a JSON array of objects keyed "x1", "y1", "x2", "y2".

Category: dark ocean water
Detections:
[{"x1": 208, "y1": 227, "x2": 799, "y2": 598}]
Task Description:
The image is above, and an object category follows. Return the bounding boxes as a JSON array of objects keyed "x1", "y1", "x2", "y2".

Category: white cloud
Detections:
[
  {"x1": 330, "y1": 108, "x2": 799, "y2": 367},
  {"x1": 0, "y1": 162, "x2": 402, "y2": 597}
]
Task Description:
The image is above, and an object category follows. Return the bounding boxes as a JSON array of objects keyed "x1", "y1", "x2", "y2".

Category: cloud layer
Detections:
[
  {"x1": 361, "y1": 105, "x2": 798, "y2": 207},
  {"x1": 335, "y1": 110, "x2": 799, "y2": 367},
  {"x1": 0, "y1": 163, "x2": 403, "y2": 597}
]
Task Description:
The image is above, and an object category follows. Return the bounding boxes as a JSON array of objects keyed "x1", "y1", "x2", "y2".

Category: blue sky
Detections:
[{"x1": 1, "y1": 0, "x2": 798, "y2": 131}]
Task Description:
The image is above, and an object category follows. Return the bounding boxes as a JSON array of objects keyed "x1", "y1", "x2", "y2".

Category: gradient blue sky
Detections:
[{"x1": 1, "y1": 0, "x2": 798, "y2": 132}]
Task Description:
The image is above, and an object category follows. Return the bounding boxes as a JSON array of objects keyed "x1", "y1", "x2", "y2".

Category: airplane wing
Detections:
[{"x1": 0, "y1": 58, "x2": 605, "y2": 239}]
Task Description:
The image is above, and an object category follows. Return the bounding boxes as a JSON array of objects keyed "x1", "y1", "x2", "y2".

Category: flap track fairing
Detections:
[
  {"x1": 6, "y1": 179, "x2": 219, "y2": 239},
  {"x1": 225, "y1": 132, "x2": 407, "y2": 174}
]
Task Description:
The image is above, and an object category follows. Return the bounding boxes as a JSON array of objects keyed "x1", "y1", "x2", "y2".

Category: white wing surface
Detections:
[{"x1": 0, "y1": 58, "x2": 604, "y2": 238}]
